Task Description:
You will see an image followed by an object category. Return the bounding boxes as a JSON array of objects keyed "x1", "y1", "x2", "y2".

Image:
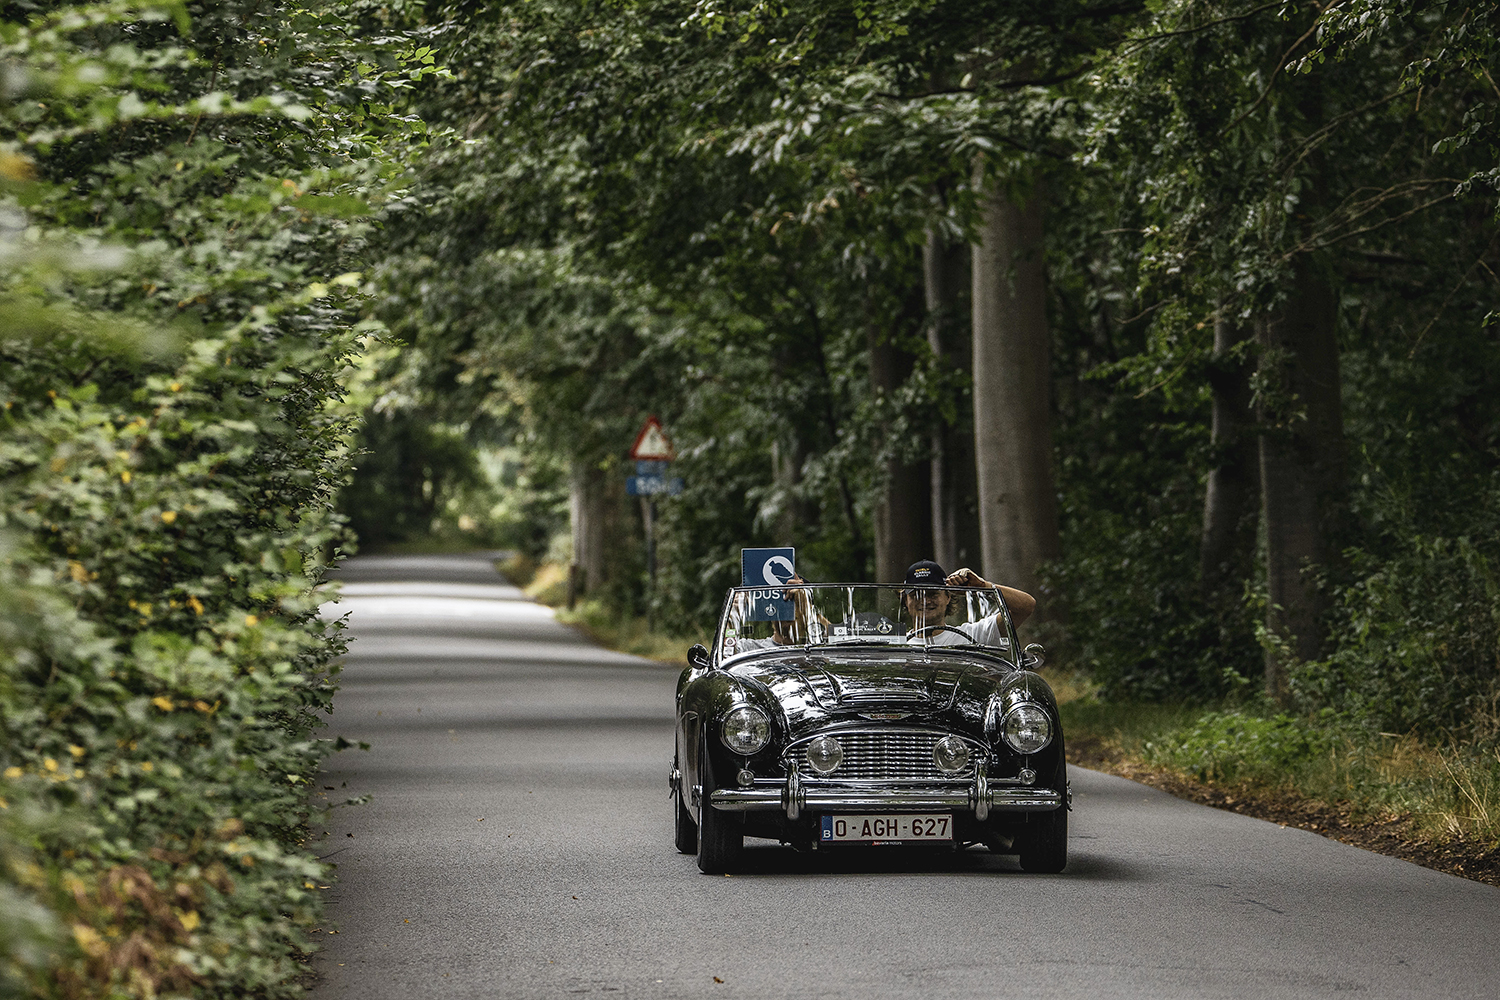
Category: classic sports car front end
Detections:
[{"x1": 672, "y1": 584, "x2": 1069, "y2": 874}]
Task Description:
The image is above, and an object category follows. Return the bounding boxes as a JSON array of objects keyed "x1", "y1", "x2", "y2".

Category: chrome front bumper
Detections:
[
  {"x1": 710, "y1": 785, "x2": 1063, "y2": 813},
  {"x1": 705, "y1": 762, "x2": 1064, "y2": 820}
]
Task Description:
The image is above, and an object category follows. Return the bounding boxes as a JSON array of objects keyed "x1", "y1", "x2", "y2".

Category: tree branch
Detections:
[
  {"x1": 1220, "y1": 0, "x2": 1351, "y2": 136},
  {"x1": 1120, "y1": 0, "x2": 1284, "y2": 52},
  {"x1": 1285, "y1": 187, "x2": 1459, "y2": 256},
  {"x1": 875, "y1": 65, "x2": 1092, "y2": 101},
  {"x1": 1407, "y1": 233, "x2": 1500, "y2": 357},
  {"x1": 1276, "y1": 87, "x2": 1418, "y2": 176}
]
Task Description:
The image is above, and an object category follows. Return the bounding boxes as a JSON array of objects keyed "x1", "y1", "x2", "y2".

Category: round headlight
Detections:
[
  {"x1": 805, "y1": 735, "x2": 843, "y2": 775},
  {"x1": 720, "y1": 706, "x2": 770, "y2": 755},
  {"x1": 1001, "y1": 703, "x2": 1053, "y2": 754},
  {"x1": 933, "y1": 735, "x2": 972, "y2": 775}
]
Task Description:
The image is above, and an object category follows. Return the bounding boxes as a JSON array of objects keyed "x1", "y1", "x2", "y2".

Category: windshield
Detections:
[{"x1": 715, "y1": 583, "x2": 1017, "y2": 663}]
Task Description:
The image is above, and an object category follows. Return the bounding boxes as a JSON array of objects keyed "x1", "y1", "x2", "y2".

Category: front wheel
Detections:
[
  {"x1": 696, "y1": 740, "x2": 743, "y2": 874},
  {"x1": 1017, "y1": 758, "x2": 1068, "y2": 874}
]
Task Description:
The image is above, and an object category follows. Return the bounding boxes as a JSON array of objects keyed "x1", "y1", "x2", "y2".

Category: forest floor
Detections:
[{"x1": 1068, "y1": 733, "x2": 1500, "y2": 888}]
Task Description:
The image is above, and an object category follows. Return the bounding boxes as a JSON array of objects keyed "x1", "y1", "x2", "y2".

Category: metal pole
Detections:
[
  {"x1": 641, "y1": 497, "x2": 657, "y2": 629},
  {"x1": 647, "y1": 499, "x2": 658, "y2": 586}
]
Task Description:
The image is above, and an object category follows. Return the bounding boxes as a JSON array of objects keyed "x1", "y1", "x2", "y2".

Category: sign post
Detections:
[
  {"x1": 626, "y1": 417, "x2": 682, "y2": 497},
  {"x1": 626, "y1": 417, "x2": 683, "y2": 623}
]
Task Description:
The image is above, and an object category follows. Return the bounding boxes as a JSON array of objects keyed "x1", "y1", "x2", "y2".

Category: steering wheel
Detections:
[{"x1": 909, "y1": 624, "x2": 972, "y2": 642}]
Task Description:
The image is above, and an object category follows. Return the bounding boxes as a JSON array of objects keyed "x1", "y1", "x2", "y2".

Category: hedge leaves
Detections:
[{"x1": 1, "y1": 2, "x2": 426, "y2": 995}]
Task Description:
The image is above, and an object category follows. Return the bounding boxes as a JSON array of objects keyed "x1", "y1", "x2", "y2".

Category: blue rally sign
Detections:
[
  {"x1": 740, "y1": 547, "x2": 796, "y2": 622},
  {"x1": 626, "y1": 475, "x2": 684, "y2": 496}
]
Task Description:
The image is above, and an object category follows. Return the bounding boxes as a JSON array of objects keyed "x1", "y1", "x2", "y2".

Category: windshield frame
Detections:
[{"x1": 712, "y1": 582, "x2": 1020, "y2": 666}]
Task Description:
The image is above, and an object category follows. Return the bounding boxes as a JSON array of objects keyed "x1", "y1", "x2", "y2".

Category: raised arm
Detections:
[{"x1": 944, "y1": 567, "x2": 1037, "y2": 627}]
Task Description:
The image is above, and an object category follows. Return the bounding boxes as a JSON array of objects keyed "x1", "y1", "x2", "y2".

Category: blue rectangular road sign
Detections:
[
  {"x1": 741, "y1": 547, "x2": 796, "y2": 622},
  {"x1": 627, "y1": 475, "x2": 684, "y2": 496}
]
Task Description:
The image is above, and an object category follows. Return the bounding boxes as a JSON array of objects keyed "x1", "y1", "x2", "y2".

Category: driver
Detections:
[{"x1": 900, "y1": 560, "x2": 1036, "y2": 646}]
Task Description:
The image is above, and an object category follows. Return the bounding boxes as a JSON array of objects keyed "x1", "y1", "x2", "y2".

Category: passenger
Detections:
[
  {"x1": 730, "y1": 574, "x2": 826, "y2": 650},
  {"x1": 900, "y1": 559, "x2": 1035, "y2": 646}
]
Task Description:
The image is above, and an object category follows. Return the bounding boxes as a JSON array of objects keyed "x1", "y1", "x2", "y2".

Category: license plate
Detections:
[{"x1": 819, "y1": 813, "x2": 952, "y2": 843}]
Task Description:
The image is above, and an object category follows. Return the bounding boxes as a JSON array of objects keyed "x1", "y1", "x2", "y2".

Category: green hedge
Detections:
[
  {"x1": 1, "y1": 1, "x2": 430, "y2": 994},
  {"x1": 0, "y1": 333, "x2": 354, "y2": 997}
]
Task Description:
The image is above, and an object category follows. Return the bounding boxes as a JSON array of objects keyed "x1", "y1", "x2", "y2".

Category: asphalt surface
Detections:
[{"x1": 311, "y1": 553, "x2": 1500, "y2": 1000}]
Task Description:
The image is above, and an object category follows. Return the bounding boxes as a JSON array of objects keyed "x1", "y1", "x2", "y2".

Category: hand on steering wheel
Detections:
[{"x1": 909, "y1": 624, "x2": 972, "y2": 642}]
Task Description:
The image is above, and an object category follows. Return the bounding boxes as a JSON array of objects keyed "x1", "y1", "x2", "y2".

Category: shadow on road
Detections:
[{"x1": 701, "y1": 842, "x2": 1150, "y2": 881}]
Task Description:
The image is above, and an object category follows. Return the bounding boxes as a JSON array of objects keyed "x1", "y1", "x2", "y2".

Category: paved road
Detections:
[{"x1": 312, "y1": 554, "x2": 1500, "y2": 999}]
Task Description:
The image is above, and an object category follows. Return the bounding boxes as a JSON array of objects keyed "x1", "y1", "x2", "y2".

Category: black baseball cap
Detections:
[{"x1": 903, "y1": 560, "x2": 946, "y2": 587}]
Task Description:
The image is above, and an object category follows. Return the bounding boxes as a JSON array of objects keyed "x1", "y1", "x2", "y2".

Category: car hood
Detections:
[{"x1": 731, "y1": 649, "x2": 1015, "y2": 735}]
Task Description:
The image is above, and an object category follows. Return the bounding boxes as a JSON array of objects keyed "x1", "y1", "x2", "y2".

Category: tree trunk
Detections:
[
  {"x1": 970, "y1": 174, "x2": 1060, "y2": 602},
  {"x1": 769, "y1": 438, "x2": 808, "y2": 546},
  {"x1": 924, "y1": 225, "x2": 981, "y2": 571},
  {"x1": 1200, "y1": 309, "x2": 1261, "y2": 599},
  {"x1": 1257, "y1": 255, "x2": 1345, "y2": 703},
  {"x1": 869, "y1": 323, "x2": 933, "y2": 584},
  {"x1": 570, "y1": 458, "x2": 608, "y2": 594}
]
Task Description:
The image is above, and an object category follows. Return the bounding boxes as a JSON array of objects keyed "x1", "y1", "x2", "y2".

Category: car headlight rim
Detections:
[
  {"x1": 1000, "y1": 703, "x2": 1053, "y2": 754},
  {"x1": 933, "y1": 735, "x2": 972, "y2": 775},
  {"x1": 720, "y1": 705, "x2": 771, "y2": 755},
  {"x1": 805, "y1": 735, "x2": 843, "y2": 776}
]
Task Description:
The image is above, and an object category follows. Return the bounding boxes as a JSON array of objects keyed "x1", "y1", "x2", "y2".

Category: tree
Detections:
[
  {"x1": 868, "y1": 295, "x2": 934, "y2": 582},
  {"x1": 1257, "y1": 253, "x2": 1346, "y2": 700},
  {"x1": 1074, "y1": 0, "x2": 1499, "y2": 707},
  {"x1": 1199, "y1": 312, "x2": 1259, "y2": 603},
  {"x1": 971, "y1": 177, "x2": 1060, "y2": 599},
  {"x1": 370, "y1": 0, "x2": 1500, "y2": 740},
  {"x1": 922, "y1": 220, "x2": 980, "y2": 569}
]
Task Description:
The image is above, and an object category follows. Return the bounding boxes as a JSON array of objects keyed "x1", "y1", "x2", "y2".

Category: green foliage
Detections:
[
  {"x1": 1040, "y1": 0, "x2": 1500, "y2": 722},
  {"x1": 369, "y1": 0, "x2": 1498, "y2": 738},
  {"x1": 0, "y1": 0, "x2": 425, "y2": 994},
  {"x1": 367, "y1": 0, "x2": 1151, "y2": 629},
  {"x1": 1297, "y1": 535, "x2": 1500, "y2": 739},
  {"x1": 1044, "y1": 490, "x2": 1242, "y2": 701},
  {"x1": 340, "y1": 411, "x2": 481, "y2": 547},
  {"x1": 1146, "y1": 709, "x2": 1335, "y2": 784},
  {"x1": 0, "y1": 534, "x2": 344, "y2": 998}
]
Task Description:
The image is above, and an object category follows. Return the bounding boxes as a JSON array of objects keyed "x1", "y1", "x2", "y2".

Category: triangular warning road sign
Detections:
[{"x1": 629, "y1": 416, "x2": 675, "y2": 460}]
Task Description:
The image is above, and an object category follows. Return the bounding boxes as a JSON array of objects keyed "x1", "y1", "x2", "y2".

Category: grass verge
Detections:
[{"x1": 1056, "y1": 676, "x2": 1500, "y2": 886}]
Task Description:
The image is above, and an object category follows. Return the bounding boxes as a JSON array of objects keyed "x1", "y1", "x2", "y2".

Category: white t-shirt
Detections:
[{"x1": 909, "y1": 615, "x2": 1010, "y2": 649}]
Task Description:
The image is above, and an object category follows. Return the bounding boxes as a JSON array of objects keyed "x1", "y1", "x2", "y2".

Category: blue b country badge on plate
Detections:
[{"x1": 740, "y1": 547, "x2": 795, "y2": 622}]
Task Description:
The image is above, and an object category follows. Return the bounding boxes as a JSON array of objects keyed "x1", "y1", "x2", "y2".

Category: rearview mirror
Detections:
[
  {"x1": 687, "y1": 643, "x2": 712, "y2": 670},
  {"x1": 1022, "y1": 643, "x2": 1046, "y2": 669}
]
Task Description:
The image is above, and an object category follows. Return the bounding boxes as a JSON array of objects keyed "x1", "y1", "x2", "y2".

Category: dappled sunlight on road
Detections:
[{"x1": 320, "y1": 593, "x2": 558, "y2": 623}]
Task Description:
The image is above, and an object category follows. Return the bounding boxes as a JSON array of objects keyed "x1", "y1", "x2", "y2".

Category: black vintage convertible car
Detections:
[{"x1": 671, "y1": 582, "x2": 1069, "y2": 874}]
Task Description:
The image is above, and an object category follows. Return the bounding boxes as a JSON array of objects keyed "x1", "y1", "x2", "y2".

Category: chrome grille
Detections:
[{"x1": 799, "y1": 731, "x2": 974, "y2": 780}]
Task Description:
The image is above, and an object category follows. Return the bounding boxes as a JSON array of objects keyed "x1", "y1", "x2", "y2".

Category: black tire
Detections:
[
  {"x1": 1018, "y1": 757, "x2": 1068, "y2": 874},
  {"x1": 696, "y1": 738, "x2": 743, "y2": 874},
  {"x1": 673, "y1": 756, "x2": 698, "y2": 855}
]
